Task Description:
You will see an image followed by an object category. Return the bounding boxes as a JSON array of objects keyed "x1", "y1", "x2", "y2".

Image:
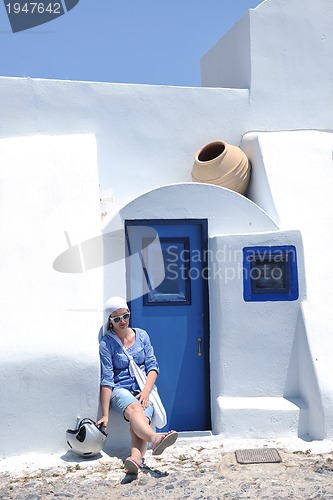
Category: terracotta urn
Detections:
[{"x1": 191, "y1": 140, "x2": 251, "y2": 195}]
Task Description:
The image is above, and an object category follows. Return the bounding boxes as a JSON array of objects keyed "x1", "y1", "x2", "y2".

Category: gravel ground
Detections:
[{"x1": 0, "y1": 437, "x2": 333, "y2": 499}]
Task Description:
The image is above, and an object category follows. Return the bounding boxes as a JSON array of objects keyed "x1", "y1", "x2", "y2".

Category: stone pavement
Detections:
[{"x1": 0, "y1": 436, "x2": 333, "y2": 499}]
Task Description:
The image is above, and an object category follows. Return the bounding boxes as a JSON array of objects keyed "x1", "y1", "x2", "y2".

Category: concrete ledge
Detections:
[
  {"x1": 103, "y1": 409, "x2": 131, "y2": 455},
  {"x1": 215, "y1": 397, "x2": 307, "y2": 438}
]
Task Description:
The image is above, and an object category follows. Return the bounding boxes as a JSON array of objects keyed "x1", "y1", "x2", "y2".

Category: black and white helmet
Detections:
[{"x1": 66, "y1": 418, "x2": 107, "y2": 457}]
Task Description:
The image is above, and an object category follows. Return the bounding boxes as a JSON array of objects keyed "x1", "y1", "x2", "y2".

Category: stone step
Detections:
[{"x1": 215, "y1": 396, "x2": 307, "y2": 438}]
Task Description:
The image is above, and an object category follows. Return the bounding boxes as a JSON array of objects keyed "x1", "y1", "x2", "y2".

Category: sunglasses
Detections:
[{"x1": 109, "y1": 312, "x2": 130, "y2": 324}]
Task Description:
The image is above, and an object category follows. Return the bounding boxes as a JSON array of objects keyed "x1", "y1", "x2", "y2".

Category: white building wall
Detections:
[
  {"x1": 210, "y1": 231, "x2": 305, "y2": 397},
  {"x1": 1, "y1": 0, "x2": 333, "y2": 457},
  {"x1": 202, "y1": 0, "x2": 333, "y2": 132},
  {"x1": 0, "y1": 134, "x2": 103, "y2": 456},
  {"x1": 249, "y1": 0, "x2": 333, "y2": 130},
  {"x1": 0, "y1": 77, "x2": 251, "y2": 202},
  {"x1": 201, "y1": 13, "x2": 252, "y2": 89},
  {"x1": 208, "y1": 230, "x2": 324, "y2": 439},
  {"x1": 241, "y1": 130, "x2": 333, "y2": 438}
]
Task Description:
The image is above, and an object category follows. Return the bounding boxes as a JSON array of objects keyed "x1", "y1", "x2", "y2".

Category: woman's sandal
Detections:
[
  {"x1": 124, "y1": 457, "x2": 142, "y2": 474},
  {"x1": 151, "y1": 430, "x2": 178, "y2": 456}
]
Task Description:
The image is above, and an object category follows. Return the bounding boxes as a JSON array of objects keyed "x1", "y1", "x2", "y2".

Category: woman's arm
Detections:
[
  {"x1": 97, "y1": 385, "x2": 112, "y2": 430},
  {"x1": 98, "y1": 337, "x2": 115, "y2": 430},
  {"x1": 136, "y1": 369, "x2": 158, "y2": 407},
  {"x1": 141, "y1": 329, "x2": 159, "y2": 375},
  {"x1": 145, "y1": 369, "x2": 158, "y2": 392}
]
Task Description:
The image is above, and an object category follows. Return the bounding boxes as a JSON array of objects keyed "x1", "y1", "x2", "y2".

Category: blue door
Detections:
[{"x1": 125, "y1": 219, "x2": 211, "y2": 432}]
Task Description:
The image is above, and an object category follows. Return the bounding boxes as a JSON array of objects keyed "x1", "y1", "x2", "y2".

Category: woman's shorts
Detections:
[{"x1": 111, "y1": 387, "x2": 154, "y2": 422}]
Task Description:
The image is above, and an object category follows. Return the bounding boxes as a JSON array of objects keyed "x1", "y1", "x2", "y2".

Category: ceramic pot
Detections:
[{"x1": 191, "y1": 140, "x2": 251, "y2": 195}]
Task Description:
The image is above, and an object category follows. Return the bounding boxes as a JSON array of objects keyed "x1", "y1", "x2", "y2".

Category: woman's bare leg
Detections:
[
  {"x1": 124, "y1": 402, "x2": 157, "y2": 464},
  {"x1": 129, "y1": 425, "x2": 148, "y2": 464},
  {"x1": 124, "y1": 402, "x2": 177, "y2": 467},
  {"x1": 125, "y1": 402, "x2": 157, "y2": 442}
]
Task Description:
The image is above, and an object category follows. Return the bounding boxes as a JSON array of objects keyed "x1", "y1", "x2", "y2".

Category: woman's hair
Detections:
[{"x1": 107, "y1": 315, "x2": 113, "y2": 331}]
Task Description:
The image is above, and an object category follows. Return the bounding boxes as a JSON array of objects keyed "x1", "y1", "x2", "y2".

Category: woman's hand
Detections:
[
  {"x1": 136, "y1": 389, "x2": 150, "y2": 409},
  {"x1": 136, "y1": 370, "x2": 158, "y2": 408},
  {"x1": 96, "y1": 415, "x2": 109, "y2": 431}
]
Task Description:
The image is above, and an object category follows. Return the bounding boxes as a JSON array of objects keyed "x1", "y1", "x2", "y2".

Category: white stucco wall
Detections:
[
  {"x1": 1, "y1": 0, "x2": 333, "y2": 457},
  {"x1": 209, "y1": 230, "x2": 305, "y2": 398},
  {"x1": 1, "y1": 1, "x2": 332, "y2": 208},
  {"x1": 202, "y1": 0, "x2": 333, "y2": 131},
  {"x1": 241, "y1": 130, "x2": 333, "y2": 438},
  {"x1": 0, "y1": 76, "x2": 251, "y2": 202},
  {"x1": 207, "y1": 230, "x2": 324, "y2": 439},
  {"x1": 201, "y1": 12, "x2": 252, "y2": 89},
  {"x1": 0, "y1": 134, "x2": 103, "y2": 457}
]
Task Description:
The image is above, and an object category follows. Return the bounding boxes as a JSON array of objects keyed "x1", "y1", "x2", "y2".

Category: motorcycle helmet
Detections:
[{"x1": 66, "y1": 418, "x2": 107, "y2": 457}]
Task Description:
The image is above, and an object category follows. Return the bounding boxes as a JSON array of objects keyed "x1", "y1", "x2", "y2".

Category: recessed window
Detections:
[
  {"x1": 143, "y1": 237, "x2": 191, "y2": 305},
  {"x1": 243, "y1": 246, "x2": 299, "y2": 302}
]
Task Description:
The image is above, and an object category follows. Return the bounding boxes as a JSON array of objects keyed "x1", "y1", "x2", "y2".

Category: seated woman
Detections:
[{"x1": 97, "y1": 296, "x2": 178, "y2": 474}]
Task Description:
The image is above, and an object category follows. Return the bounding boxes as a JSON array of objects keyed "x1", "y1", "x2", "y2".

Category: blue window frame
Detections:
[
  {"x1": 143, "y1": 237, "x2": 191, "y2": 305},
  {"x1": 243, "y1": 245, "x2": 299, "y2": 302}
]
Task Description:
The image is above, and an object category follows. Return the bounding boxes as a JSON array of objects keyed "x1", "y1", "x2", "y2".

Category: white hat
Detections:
[
  {"x1": 104, "y1": 296, "x2": 129, "y2": 315},
  {"x1": 103, "y1": 296, "x2": 129, "y2": 333}
]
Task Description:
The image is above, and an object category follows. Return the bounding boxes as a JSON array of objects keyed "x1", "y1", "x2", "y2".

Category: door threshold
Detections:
[{"x1": 178, "y1": 430, "x2": 213, "y2": 438}]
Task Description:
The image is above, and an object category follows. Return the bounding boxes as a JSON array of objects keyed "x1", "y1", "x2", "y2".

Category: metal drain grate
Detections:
[{"x1": 235, "y1": 448, "x2": 282, "y2": 464}]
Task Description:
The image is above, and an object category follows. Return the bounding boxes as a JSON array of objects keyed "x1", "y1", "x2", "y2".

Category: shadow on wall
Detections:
[{"x1": 284, "y1": 307, "x2": 325, "y2": 440}]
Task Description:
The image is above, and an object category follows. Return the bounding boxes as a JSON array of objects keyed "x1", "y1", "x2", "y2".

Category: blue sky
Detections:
[{"x1": 0, "y1": 0, "x2": 263, "y2": 87}]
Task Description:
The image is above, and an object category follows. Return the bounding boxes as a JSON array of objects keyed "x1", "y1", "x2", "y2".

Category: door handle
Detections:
[{"x1": 197, "y1": 337, "x2": 202, "y2": 356}]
